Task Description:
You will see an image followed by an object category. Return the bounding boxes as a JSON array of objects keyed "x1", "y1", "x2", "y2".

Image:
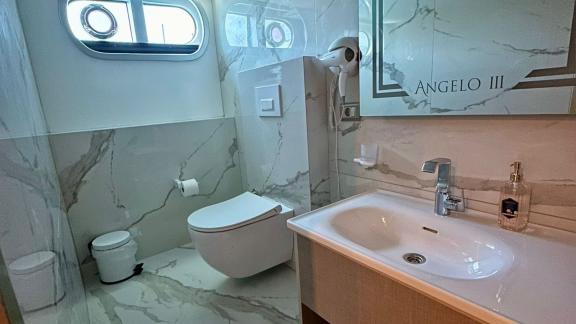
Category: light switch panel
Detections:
[
  {"x1": 260, "y1": 98, "x2": 274, "y2": 111},
  {"x1": 255, "y1": 84, "x2": 282, "y2": 117}
]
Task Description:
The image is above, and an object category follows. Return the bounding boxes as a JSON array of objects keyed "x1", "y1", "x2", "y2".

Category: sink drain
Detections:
[{"x1": 403, "y1": 253, "x2": 426, "y2": 265}]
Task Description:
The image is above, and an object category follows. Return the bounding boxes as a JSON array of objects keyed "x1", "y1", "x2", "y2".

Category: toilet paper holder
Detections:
[{"x1": 174, "y1": 179, "x2": 200, "y2": 197}]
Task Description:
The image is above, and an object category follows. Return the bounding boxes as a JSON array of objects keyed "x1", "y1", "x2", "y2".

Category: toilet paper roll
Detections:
[{"x1": 175, "y1": 179, "x2": 200, "y2": 197}]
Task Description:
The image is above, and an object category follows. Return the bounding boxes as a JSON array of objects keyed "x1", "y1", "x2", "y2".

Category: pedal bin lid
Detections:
[{"x1": 92, "y1": 231, "x2": 131, "y2": 251}]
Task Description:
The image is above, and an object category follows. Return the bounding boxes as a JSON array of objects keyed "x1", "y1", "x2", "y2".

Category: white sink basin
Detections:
[
  {"x1": 330, "y1": 206, "x2": 513, "y2": 280},
  {"x1": 288, "y1": 190, "x2": 576, "y2": 324}
]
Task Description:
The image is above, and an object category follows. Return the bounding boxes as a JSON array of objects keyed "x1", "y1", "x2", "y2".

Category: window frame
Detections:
[{"x1": 60, "y1": 0, "x2": 209, "y2": 61}]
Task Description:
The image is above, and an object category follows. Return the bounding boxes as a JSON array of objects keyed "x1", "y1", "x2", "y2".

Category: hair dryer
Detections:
[{"x1": 319, "y1": 37, "x2": 359, "y2": 102}]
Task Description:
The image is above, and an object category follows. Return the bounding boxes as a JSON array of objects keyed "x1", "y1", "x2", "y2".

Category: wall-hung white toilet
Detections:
[
  {"x1": 187, "y1": 192, "x2": 294, "y2": 278},
  {"x1": 8, "y1": 251, "x2": 63, "y2": 312}
]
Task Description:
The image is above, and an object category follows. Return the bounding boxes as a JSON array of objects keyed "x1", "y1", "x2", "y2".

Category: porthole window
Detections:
[
  {"x1": 63, "y1": 0, "x2": 208, "y2": 60},
  {"x1": 265, "y1": 19, "x2": 293, "y2": 49},
  {"x1": 81, "y1": 5, "x2": 118, "y2": 39}
]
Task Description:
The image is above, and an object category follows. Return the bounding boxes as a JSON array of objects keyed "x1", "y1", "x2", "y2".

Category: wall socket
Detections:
[{"x1": 341, "y1": 103, "x2": 361, "y2": 121}]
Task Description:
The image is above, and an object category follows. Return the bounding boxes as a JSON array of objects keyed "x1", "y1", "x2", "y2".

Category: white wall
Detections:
[{"x1": 17, "y1": 0, "x2": 224, "y2": 134}]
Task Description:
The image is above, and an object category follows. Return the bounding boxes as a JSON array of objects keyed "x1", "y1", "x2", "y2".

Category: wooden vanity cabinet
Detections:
[{"x1": 296, "y1": 235, "x2": 482, "y2": 324}]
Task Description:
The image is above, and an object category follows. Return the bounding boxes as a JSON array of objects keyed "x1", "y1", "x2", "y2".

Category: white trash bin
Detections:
[
  {"x1": 8, "y1": 251, "x2": 64, "y2": 312},
  {"x1": 91, "y1": 231, "x2": 141, "y2": 284}
]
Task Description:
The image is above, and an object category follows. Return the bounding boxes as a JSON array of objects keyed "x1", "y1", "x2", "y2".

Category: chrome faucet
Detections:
[{"x1": 421, "y1": 158, "x2": 463, "y2": 216}]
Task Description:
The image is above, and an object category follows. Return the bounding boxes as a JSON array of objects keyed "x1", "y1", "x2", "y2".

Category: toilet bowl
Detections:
[{"x1": 187, "y1": 192, "x2": 294, "y2": 278}]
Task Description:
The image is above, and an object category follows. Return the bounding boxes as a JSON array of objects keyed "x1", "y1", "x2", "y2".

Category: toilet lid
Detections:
[
  {"x1": 92, "y1": 231, "x2": 131, "y2": 251},
  {"x1": 9, "y1": 251, "x2": 56, "y2": 275},
  {"x1": 187, "y1": 192, "x2": 282, "y2": 233}
]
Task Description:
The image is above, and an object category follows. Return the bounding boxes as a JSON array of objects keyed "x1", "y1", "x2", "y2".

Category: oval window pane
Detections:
[
  {"x1": 65, "y1": 0, "x2": 206, "y2": 59},
  {"x1": 143, "y1": 4, "x2": 197, "y2": 45}
]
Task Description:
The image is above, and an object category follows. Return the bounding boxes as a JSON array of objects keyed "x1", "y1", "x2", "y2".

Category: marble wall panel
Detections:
[
  {"x1": 236, "y1": 57, "x2": 330, "y2": 214},
  {"x1": 303, "y1": 58, "x2": 331, "y2": 209},
  {"x1": 49, "y1": 118, "x2": 243, "y2": 263},
  {"x1": 0, "y1": 0, "x2": 88, "y2": 322},
  {"x1": 215, "y1": 0, "x2": 355, "y2": 213},
  {"x1": 0, "y1": 136, "x2": 89, "y2": 323},
  {"x1": 212, "y1": 0, "x2": 340, "y2": 214},
  {"x1": 236, "y1": 58, "x2": 311, "y2": 214}
]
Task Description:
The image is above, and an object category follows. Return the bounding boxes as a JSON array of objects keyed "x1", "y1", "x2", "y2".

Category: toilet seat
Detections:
[{"x1": 187, "y1": 192, "x2": 282, "y2": 233}]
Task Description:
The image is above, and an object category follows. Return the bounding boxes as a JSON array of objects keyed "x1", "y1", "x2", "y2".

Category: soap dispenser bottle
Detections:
[{"x1": 498, "y1": 162, "x2": 531, "y2": 232}]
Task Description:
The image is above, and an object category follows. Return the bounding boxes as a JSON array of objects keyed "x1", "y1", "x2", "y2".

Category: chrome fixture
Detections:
[
  {"x1": 81, "y1": 4, "x2": 118, "y2": 40},
  {"x1": 403, "y1": 253, "x2": 426, "y2": 265},
  {"x1": 421, "y1": 158, "x2": 463, "y2": 216}
]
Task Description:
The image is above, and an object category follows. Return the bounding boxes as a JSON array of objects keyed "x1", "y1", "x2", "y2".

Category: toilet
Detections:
[
  {"x1": 8, "y1": 251, "x2": 64, "y2": 312},
  {"x1": 187, "y1": 192, "x2": 294, "y2": 278}
]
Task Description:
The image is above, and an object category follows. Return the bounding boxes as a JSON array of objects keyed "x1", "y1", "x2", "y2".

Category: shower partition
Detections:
[{"x1": 0, "y1": 0, "x2": 89, "y2": 323}]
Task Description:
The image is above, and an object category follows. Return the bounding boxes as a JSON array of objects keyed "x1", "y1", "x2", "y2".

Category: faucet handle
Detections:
[
  {"x1": 444, "y1": 195, "x2": 465, "y2": 212},
  {"x1": 445, "y1": 196, "x2": 461, "y2": 206}
]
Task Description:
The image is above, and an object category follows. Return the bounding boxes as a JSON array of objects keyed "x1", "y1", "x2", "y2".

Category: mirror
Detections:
[{"x1": 360, "y1": 0, "x2": 576, "y2": 116}]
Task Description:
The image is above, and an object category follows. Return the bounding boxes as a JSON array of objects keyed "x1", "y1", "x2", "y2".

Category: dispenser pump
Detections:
[{"x1": 510, "y1": 162, "x2": 522, "y2": 183}]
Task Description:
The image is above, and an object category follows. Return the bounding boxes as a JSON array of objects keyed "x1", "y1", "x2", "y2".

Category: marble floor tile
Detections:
[
  {"x1": 21, "y1": 295, "x2": 89, "y2": 324},
  {"x1": 84, "y1": 246, "x2": 300, "y2": 324}
]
